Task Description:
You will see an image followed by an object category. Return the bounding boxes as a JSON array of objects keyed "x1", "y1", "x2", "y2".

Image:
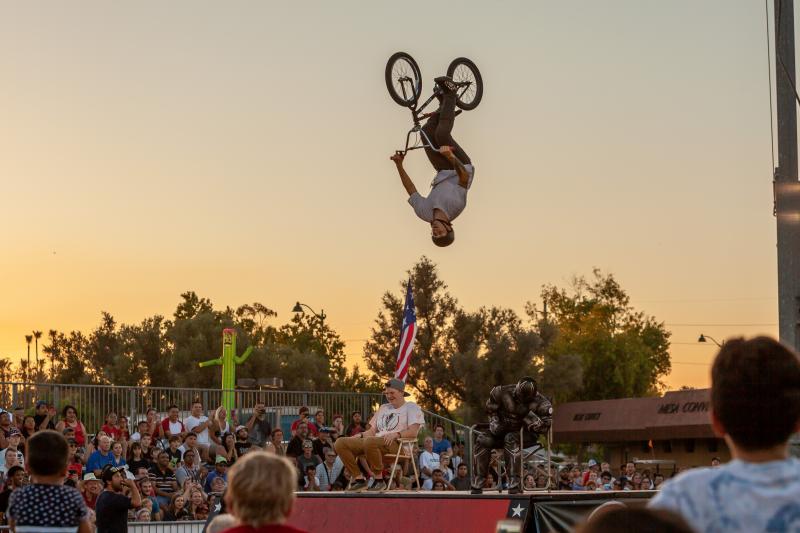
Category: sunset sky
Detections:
[{"x1": 0, "y1": 1, "x2": 784, "y2": 391}]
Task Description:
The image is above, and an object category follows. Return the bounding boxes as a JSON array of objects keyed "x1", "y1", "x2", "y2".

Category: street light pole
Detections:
[
  {"x1": 292, "y1": 302, "x2": 326, "y2": 326},
  {"x1": 698, "y1": 334, "x2": 723, "y2": 348}
]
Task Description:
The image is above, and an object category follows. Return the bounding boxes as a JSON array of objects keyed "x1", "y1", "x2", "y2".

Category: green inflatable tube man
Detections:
[{"x1": 199, "y1": 328, "x2": 252, "y2": 422}]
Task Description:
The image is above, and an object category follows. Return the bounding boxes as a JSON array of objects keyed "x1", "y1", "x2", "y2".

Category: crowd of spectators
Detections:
[
  {"x1": 0, "y1": 393, "x2": 725, "y2": 523},
  {"x1": 0, "y1": 392, "x2": 707, "y2": 524},
  {"x1": 0, "y1": 334, "x2": 797, "y2": 533},
  {"x1": 0, "y1": 398, "x2": 296, "y2": 525}
]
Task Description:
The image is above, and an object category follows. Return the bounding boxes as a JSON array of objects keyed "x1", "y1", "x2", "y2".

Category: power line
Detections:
[
  {"x1": 636, "y1": 297, "x2": 772, "y2": 303},
  {"x1": 665, "y1": 323, "x2": 776, "y2": 327}
]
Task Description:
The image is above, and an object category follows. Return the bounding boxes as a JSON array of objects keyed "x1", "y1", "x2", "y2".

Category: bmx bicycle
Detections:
[{"x1": 385, "y1": 52, "x2": 483, "y2": 157}]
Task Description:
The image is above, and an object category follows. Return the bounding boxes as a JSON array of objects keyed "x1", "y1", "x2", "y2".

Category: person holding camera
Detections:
[
  {"x1": 95, "y1": 465, "x2": 141, "y2": 533},
  {"x1": 245, "y1": 403, "x2": 272, "y2": 449}
]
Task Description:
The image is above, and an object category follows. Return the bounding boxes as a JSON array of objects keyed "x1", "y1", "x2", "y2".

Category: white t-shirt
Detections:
[
  {"x1": 650, "y1": 457, "x2": 800, "y2": 533},
  {"x1": 418, "y1": 450, "x2": 440, "y2": 480},
  {"x1": 185, "y1": 415, "x2": 210, "y2": 445},
  {"x1": 0, "y1": 448, "x2": 24, "y2": 473},
  {"x1": 408, "y1": 165, "x2": 475, "y2": 223},
  {"x1": 368, "y1": 401, "x2": 425, "y2": 438}
]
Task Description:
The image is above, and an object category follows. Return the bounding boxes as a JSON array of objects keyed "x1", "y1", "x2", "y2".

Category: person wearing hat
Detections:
[
  {"x1": 82, "y1": 472, "x2": 103, "y2": 510},
  {"x1": 316, "y1": 426, "x2": 334, "y2": 451},
  {"x1": 582, "y1": 458, "x2": 600, "y2": 486},
  {"x1": 95, "y1": 465, "x2": 141, "y2": 533},
  {"x1": 204, "y1": 455, "x2": 229, "y2": 493},
  {"x1": 234, "y1": 425, "x2": 253, "y2": 457},
  {"x1": 0, "y1": 428, "x2": 25, "y2": 478},
  {"x1": 333, "y1": 378, "x2": 424, "y2": 492}
]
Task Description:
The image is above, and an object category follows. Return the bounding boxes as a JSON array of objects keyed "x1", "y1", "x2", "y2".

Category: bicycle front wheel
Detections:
[
  {"x1": 447, "y1": 57, "x2": 483, "y2": 110},
  {"x1": 385, "y1": 52, "x2": 422, "y2": 108}
]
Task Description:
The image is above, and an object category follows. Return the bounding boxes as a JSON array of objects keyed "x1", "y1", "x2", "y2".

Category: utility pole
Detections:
[{"x1": 774, "y1": 0, "x2": 800, "y2": 351}]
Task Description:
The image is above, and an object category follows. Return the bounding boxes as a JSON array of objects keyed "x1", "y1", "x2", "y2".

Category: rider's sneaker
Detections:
[
  {"x1": 434, "y1": 75, "x2": 458, "y2": 94},
  {"x1": 347, "y1": 478, "x2": 368, "y2": 492},
  {"x1": 367, "y1": 479, "x2": 387, "y2": 492}
]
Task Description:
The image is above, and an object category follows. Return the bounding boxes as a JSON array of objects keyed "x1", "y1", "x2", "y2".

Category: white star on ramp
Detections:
[{"x1": 511, "y1": 503, "x2": 525, "y2": 517}]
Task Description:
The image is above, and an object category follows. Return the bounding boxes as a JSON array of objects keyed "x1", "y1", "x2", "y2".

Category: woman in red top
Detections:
[
  {"x1": 100, "y1": 411, "x2": 124, "y2": 442},
  {"x1": 117, "y1": 416, "x2": 131, "y2": 442},
  {"x1": 55, "y1": 405, "x2": 87, "y2": 447}
]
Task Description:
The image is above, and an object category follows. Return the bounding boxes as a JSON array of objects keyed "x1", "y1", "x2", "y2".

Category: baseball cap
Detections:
[
  {"x1": 83, "y1": 472, "x2": 100, "y2": 482},
  {"x1": 215, "y1": 456, "x2": 228, "y2": 465},
  {"x1": 35, "y1": 400, "x2": 47, "y2": 408},
  {"x1": 235, "y1": 425, "x2": 247, "y2": 433},
  {"x1": 587, "y1": 459, "x2": 598, "y2": 467},
  {"x1": 101, "y1": 465, "x2": 123, "y2": 483},
  {"x1": 8, "y1": 428, "x2": 21, "y2": 437},
  {"x1": 319, "y1": 426, "x2": 332, "y2": 433},
  {"x1": 384, "y1": 378, "x2": 411, "y2": 397}
]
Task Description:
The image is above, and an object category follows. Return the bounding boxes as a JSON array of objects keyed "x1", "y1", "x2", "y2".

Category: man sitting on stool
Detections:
[{"x1": 334, "y1": 378, "x2": 424, "y2": 492}]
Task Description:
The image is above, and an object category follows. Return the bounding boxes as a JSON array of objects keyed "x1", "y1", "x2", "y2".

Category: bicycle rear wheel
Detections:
[
  {"x1": 447, "y1": 57, "x2": 483, "y2": 110},
  {"x1": 385, "y1": 52, "x2": 422, "y2": 108}
]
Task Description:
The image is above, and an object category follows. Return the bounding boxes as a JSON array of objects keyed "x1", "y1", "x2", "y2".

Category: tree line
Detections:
[{"x1": 5, "y1": 257, "x2": 671, "y2": 424}]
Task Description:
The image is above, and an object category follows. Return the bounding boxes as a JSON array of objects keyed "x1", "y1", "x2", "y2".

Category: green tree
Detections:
[
  {"x1": 533, "y1": 269, "x2": 671, "y2": 403},
  {"x1": 364, "y1": 257, "x2": 460, "y2": 417},
  {"x1": 37, "y1": 291, "x2": 373, "y2": 392},
  {"x1": 364, "y1": 257, "x2": 545, "y2": 420}
]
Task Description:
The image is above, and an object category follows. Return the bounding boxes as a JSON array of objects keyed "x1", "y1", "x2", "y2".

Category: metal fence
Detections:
[
  {"x1": 0, "y1": 382, "x2": 383, "y2": 434},
  {"x1": 127, "y1": 522, "x2": 205, "y2": 532},
  {"x1": 0, "y1": 381, "x2": 475, "y2": 474}
]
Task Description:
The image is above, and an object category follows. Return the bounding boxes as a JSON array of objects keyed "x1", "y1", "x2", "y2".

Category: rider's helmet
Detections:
[{"x1": 514, "y1": 377, "x2": 538, "y2": 402}]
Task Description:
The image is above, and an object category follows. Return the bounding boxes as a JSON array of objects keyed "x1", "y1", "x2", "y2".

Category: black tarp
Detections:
[{"x1": 528, "y1": 494, "x2": 653, "y2": 532}]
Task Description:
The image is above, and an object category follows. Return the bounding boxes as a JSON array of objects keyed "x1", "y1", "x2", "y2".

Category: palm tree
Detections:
[
  {"x1": 24, "y1": 335, "x2": 32, "y2": 383},
  {"x1": 47, "y1": 329, "x2": 58, "y2": 382},
  {"x1": 32, "y1": 331, "x2": 42, "y2": 381},
  {"x1": 0, "y1": 359, "x2": 13, "y2": 407}
]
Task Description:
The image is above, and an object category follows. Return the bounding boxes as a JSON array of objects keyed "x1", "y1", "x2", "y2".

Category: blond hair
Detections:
[
  {"x1": 227, "y1": 451, "x2": 296, "y2": 525},
  {"x1": 206, "y1": 514, "x2": 237, "y2": 533}
]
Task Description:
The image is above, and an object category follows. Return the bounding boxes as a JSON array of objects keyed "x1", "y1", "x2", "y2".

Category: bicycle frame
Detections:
[
  {"x1": 395, "y1": 77, "x2": 469, "y2": 157},
  {"x1": 396, "y1": 91, "x2": 465, "y2": 157}
]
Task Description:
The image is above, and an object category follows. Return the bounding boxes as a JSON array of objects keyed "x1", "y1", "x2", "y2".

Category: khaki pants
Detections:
[{"x1": 334, "y1": 436, "x2": 399, "y2": 478}]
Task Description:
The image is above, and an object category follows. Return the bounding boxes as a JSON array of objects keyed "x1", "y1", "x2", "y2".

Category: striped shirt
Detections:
[{"x1": 148, "y1": 465, "x2": 177, "y2": 495}]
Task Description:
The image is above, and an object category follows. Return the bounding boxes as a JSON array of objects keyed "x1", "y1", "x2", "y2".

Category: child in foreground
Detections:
[
  {"x1": 650, "y1": 336, "x2": 800, "y2": 532},
  {"x1": 8, "y1": 430, "x2": 91, "y2": 533}
]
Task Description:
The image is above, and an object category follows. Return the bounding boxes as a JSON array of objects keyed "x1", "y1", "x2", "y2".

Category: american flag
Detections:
[{"x1": 394, "y1": 280, "x2": 417, "y2": 381}]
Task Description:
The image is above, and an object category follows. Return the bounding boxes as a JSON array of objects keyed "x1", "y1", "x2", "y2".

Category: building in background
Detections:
[{"x1": 553, "y1": 389, "x2": 729, "y2": 471}]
